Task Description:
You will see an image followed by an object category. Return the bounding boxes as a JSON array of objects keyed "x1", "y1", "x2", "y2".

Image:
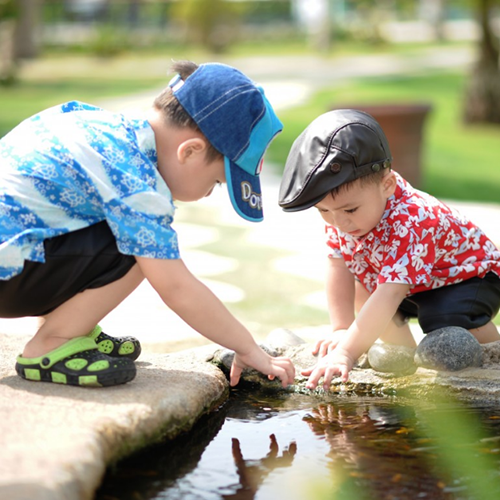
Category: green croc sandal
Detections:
[
  {"x1": 87, "y1": 325, "x2": 142, "y2": 361},
  {"x1": 15, "y1": 337, "x2": 136, "y2": 387}
]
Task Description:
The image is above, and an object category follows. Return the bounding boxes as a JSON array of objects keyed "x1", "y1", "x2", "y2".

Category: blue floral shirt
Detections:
[{"x1": 0, "y1": 101, "x2": 179, "y2": 280}]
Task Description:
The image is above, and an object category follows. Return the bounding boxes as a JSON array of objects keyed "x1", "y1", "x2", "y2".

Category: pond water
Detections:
[{"x1": 95, "y1": 389, "x2": 500, "y2": 500}]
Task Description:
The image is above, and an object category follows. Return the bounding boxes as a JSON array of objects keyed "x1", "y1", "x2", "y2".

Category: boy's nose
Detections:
[{"x1": 333, "y1": 214, "x2": 350, "y2": 230}]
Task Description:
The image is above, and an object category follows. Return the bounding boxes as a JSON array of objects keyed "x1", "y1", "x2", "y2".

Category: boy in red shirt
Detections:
[{"x1": 279, "y1": 109, "x2": 500, "y2": 390}]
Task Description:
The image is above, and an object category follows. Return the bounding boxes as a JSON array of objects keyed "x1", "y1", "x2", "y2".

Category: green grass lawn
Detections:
[
  {"x1": 267, "y1": 71, "x2": 500, "y2": 202},
  {"x1": 0, "y1": 54, "x2": 169, "y2": 137}
]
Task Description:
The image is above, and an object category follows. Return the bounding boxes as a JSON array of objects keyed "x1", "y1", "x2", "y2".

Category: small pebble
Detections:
[{"x1": 367, "y1": 343, "x2": 417, "y2": 375}]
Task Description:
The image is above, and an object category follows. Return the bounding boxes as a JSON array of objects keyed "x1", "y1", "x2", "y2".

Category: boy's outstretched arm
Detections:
[
  {"x1": 136, "y1": 256, "x2": 295, "y2": 388},
  {"x1": 302, "y1": 282, "x2": 410, "y2": 390},
  {"x1": 312, "y1": 257, "x2": 355, "y2": 357}
]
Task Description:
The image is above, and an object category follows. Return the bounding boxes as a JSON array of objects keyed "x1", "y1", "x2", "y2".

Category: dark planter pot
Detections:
[{"x1": 335, "y1": 103, "x2": 432, "y2": 187}]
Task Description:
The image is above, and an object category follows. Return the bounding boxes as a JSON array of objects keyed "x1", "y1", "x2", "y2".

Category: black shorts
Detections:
[
  {"x1": 0, "y1": 222, "x2": 136, "y2": 318},
  {"x1": 398, "y1": 272, "x2": 500, "y2": 333}
]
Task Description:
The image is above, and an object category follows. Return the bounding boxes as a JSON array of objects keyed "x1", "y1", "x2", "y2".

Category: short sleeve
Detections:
[{"x1": 104, "y1": 191, "x2": 179, "y2": 260}]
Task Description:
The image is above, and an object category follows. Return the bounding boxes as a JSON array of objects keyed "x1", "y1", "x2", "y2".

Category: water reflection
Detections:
[
  {"x1": 95, "y1": 392, "x2": 500, "y2": 500},
  {"x1": 303, "y1": 402, "x2": 453, "y2": 499},
  {"x1": 222, "y1": 434, "x2": 297, "y2": 499}
]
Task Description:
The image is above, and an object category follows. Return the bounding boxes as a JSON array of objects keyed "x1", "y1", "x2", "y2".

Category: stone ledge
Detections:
[
  {"x1": 3, "y1": 328, "x2": 500, "y2": 500},
  {"x1": 0, "y1": 334, "x2": 228, "y2": 500}
]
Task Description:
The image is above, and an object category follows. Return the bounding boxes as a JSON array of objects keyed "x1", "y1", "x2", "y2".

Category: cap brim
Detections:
[
  {"x1": 225, "y1": 157, "x2": 263, "y2": 222},
  {"x1": 280, "y1": 191, "x2": 327, "y2": 212}
]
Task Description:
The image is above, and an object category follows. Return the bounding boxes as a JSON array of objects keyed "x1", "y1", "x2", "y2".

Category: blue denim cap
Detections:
[{"x1": 169, "y1": 63, "x2": 283, "y2": 222}]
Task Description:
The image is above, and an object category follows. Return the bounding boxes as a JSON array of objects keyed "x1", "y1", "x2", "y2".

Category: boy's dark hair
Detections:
[
  {"x1": 153, "y1": 60, "x2": 222, "y2": 164},
  {"x1": 329, "y1": 168, "x2": 390, "y2": 199}
]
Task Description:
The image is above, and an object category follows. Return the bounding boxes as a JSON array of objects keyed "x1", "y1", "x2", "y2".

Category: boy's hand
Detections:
[
  {"x1": 230, "y1": 346, "x2": 295, "y2": 388},
  {"x1": 312, "y1": 329, "x2": 348, "y2": 357},
  {"x1": 301, "y1": 348, "x2": 354, "y2": 390}
]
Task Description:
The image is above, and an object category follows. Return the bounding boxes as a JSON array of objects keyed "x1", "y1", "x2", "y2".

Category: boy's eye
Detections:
[{"x1": 345, "y1": 207, "x2": 358, "y2": 214}]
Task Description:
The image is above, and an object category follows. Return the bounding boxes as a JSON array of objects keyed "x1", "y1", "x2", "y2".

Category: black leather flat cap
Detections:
[{"x1": 279, "y1": 109, "x2": 392, "y2": 212}]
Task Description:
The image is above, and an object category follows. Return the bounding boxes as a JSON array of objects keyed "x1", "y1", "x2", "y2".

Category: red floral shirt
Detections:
[{"x1": 326, "y1": 173, "x2": 500, "y2": 294}]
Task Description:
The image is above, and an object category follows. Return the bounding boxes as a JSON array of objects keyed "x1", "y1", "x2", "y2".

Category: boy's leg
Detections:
[
  {"x1": 22, "y1": 263, "x2": 144, "y2": 358},
  {"x1": 355, "y1": 282, "x2": 417, "y2": 348},
  {"x1": 409, "y1": 273, "x2": 500, "y2": 343},
  {"x1": 9, "y1": 223, "x2": 147, "y2": 386},
  {"x1": 468, "y1": 322, "x2": 499, "y2": 343}
]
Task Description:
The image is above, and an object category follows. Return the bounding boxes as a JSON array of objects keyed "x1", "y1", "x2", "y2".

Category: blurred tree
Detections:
[
  {"x1": 13, "y1": 0, "x2": 43, "y2": 59},
  {"x1": 0, "y1": 0, "x2": 16, "y2": 84},
  {"x1": 127, "y1": 0, "x2": 140, "y2": 27},
  {"x1": 464, "y1": 0, "x2": 500, "y2": 123},
  {"x1": 419, "y1": 0, "x2": 446, "y2": 40},
  {"x1": 171, "y1": 0, "x2": 246, "y2": 53}
]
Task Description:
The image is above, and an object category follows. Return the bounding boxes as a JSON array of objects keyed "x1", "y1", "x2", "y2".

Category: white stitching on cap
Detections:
[
  {"x1": 197, "y1": 87, "x2": 266, "y2": 160},
  {"x1": 192, "y1": 83, "x2": 255, "y2": 119}
]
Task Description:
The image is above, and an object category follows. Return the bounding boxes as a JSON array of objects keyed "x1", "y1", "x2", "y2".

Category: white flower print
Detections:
[
  {"x1": 60, "y1": 188, "x2": 85, "y2": 208},
  {"x1": 380, "y1": 254, "x2": 410, "y2": 283},
  {"x1": 32, "y1": 161, "x2": 58, "y2": 179},
  {"x1": 385, "y1": 239, "x2": 401, "y2": 260},
  {"x1": 369, "y1": 243, "x2": 384, "y2": 267},
  {"x1": 129, "y1": 153, "x2": 145, "y2": 168},
  {"x1": 351, "y1": 255, "x2": 368, "y2": 275},
  {"x1": 393, "y1": 220, "x2": 409, "y2": 238},
  {"x1": 121, "y1": 174, "x2": 143, "y2": 193},
  {"x1": 136, "y1": 227, "x2": 156, "y2": 247},
  {"x1": 20, "y1": 213, "x2": 37, "y2": 226},
  {"x1": 363, "y1": 272, "x2": 378, "y2": 293},
  {"x1": 410, "y1": 243, "x2": 428, "y2": 272},
  {"x1": 103, "y1": 145, "x2": 126, "y2": 164}
]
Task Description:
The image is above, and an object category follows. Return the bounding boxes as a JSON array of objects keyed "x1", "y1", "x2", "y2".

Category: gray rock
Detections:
[
  {"x1": 415, "y1": 326, "x2": 483, "y2": 371},
  {"x1": 265, "y1": 328, "x2": 307, "y2": 350},
  {"x1": 207, "y1": 344, "x2": 286, "y2": 388},
  {"x1": 367, "y1": 343, "x2": 417, "y2": 375},
  {"x1": 208, "y1": 344, "x2": 279, "y2": 371}
]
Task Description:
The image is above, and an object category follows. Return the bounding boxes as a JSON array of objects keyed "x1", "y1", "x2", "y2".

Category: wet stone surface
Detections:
[{"x1": 209, "y1": 328, "x2": 500, "y2": 401}]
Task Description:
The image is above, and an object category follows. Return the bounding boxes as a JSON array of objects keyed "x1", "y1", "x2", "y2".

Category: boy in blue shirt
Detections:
[{"x1": 0, "y1": 61, "x2": 295, "y2": 388}]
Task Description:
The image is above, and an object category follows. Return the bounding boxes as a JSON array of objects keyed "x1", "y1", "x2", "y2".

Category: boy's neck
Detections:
[{"x1": 147, "y1": 108, "x2": 190, "y2": 173}]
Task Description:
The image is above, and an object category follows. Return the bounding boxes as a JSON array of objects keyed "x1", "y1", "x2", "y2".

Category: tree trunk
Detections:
[
  {"x1": 463, "y1": 0, "x2": 500, "y2": 124},
  {"x1": 419, "y1": 0, "x2": 446, "y2": 41},
  {"x1": 128, "y1": 0, "x2": 141, "y2": 28},
  {"x1": 0, "y1": 20, "x2": 16, "y2": 84},
  {"x1": 13, "y1": 0, "x2": 43, "y2": 59}
]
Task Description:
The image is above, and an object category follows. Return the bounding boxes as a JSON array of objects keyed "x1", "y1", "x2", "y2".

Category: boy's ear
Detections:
[
  {"x1": 382, "y1": 171, "x2": 397, "y2": 198},
  {"x1": 177, "y1": 137, "x2": 207, "y2": 163}
]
